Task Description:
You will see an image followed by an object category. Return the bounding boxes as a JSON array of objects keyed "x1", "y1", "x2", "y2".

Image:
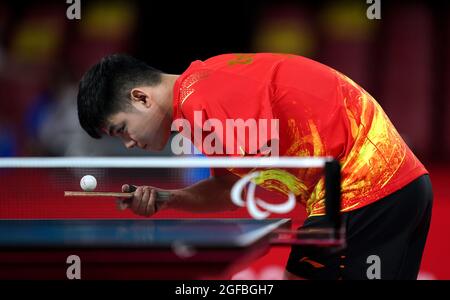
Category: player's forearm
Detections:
[{"x1": 165, "y1": 175, "x2": 238, "y2": 212}]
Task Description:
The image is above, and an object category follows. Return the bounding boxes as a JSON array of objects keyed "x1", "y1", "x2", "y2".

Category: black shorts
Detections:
[{"x1": 285, "y1": 174, "x2": 433, "y2": 280}]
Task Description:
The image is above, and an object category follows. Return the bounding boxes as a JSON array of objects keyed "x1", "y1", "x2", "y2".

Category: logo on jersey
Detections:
[{"x1": 230, "y1": 171, "x2": 296, "y2": 219}]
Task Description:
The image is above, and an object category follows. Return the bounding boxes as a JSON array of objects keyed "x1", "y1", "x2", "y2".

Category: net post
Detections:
[{"x1": 324, "y1": 159, "x2": 342, "y2": 239}]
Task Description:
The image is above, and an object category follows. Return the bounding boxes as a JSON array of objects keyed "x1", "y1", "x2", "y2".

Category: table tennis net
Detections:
[{"x1": 0, "y1": 157, "x2": 340, "y2": 223}]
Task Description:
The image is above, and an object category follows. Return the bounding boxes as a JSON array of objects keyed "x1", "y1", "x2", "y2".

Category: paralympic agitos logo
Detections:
[{"x1": 231, "y1": 172, "x2": 296, "y2": 219}]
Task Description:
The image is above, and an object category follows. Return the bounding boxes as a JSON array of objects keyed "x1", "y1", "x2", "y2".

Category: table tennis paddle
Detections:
[
  {"x1": 64, "y1": 186, "x2": 170, "y2": 211},
  {"x1": 64, "y1": 191, "x2": 170, "y2": 199}
]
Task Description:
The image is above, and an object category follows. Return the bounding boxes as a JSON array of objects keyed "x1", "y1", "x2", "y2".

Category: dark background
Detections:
[{"x1": 0, "y1": 0, "x2": 449, "y2": 160}]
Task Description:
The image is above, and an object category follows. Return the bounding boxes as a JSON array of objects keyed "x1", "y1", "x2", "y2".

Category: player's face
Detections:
[{"x1": 106, "y1": 95, "x2": 171, "y2": 151}]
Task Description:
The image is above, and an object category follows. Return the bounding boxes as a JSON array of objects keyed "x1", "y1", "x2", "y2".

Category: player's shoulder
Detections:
[
  {"x1": 202, "y1": 53, "x2": 289, "y2": 68},
  {"x1": 186, "y1": 53, "x2": 334, "y2": 71},
  {"x1": 181, "y1": 53, "x2": 321, "y2": 77},
  {"x1": 180, "y1": 53, "x2": 294, "y2": 85}
]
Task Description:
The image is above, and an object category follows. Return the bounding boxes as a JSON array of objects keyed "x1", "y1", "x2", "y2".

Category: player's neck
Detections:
[{"x1": 160, "y1": 73, "x2": 180, "y2": 119}]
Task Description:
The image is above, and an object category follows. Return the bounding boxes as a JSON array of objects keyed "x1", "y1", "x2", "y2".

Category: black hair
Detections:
[{"x1": 77, "y1": 54, "x2": 162, "y2": 139}]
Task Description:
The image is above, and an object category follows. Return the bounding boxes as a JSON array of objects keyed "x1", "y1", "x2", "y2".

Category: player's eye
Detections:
[{"x1": 117, "y1": 125, "x2": 125, "y2": 134}]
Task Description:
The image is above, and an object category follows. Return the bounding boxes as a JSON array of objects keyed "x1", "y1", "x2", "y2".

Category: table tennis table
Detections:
[{"x1": 0, "y1": 218, "x2": 291, "y2": 280}]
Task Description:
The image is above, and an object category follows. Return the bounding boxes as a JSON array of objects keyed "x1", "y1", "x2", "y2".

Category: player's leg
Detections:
[
  {"x1": 285, "y1": 174, "x2": 433, "y2": 280},
  {"x1": 342, "y1": 174, "x2": 433, "y2": 279},
  {"x1": 285, "y1": 215, "x2": 348, "y2": 280},
  {"x1": 395, "y1": 175, "x2": 433, "y2": 279}
]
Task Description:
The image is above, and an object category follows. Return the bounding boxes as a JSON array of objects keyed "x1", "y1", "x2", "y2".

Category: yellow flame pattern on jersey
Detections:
[{"x1": 229, "y1": 70, "x2": 408, "y2": 216}]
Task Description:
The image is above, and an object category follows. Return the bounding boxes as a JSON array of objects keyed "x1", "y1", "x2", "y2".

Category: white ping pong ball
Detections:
[{"x1": 80, "y1": 175, "x2": 97, "y2": 192}]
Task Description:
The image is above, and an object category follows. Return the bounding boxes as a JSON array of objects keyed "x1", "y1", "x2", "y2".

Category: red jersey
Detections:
[{"x1": 172, "y1": 53, "x2": 428, "y2": 216}]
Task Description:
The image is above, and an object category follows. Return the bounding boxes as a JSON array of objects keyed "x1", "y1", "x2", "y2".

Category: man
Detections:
[{"x1": 77, "y1": 53, "x2": 433, "y2": 279}]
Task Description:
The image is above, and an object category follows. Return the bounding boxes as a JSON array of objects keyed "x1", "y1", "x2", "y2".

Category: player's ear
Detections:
[{"x1": 130, "y1": 88, "x2": 150, "y2": 106}]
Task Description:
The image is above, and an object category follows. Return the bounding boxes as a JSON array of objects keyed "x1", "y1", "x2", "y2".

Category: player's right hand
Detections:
[{"x1": 117, "y1": 184, "x2": 161, "y2": 217}]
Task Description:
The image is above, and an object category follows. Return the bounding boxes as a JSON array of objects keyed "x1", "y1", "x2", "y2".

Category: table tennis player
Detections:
[{"x1": 76, "y1": 53, "x2": 433, "y2": 280}]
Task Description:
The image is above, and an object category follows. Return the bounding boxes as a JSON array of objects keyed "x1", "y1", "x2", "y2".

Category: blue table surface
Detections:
[{"x1": 0, "y1": 219, "x2": 289, "y2": 248}]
